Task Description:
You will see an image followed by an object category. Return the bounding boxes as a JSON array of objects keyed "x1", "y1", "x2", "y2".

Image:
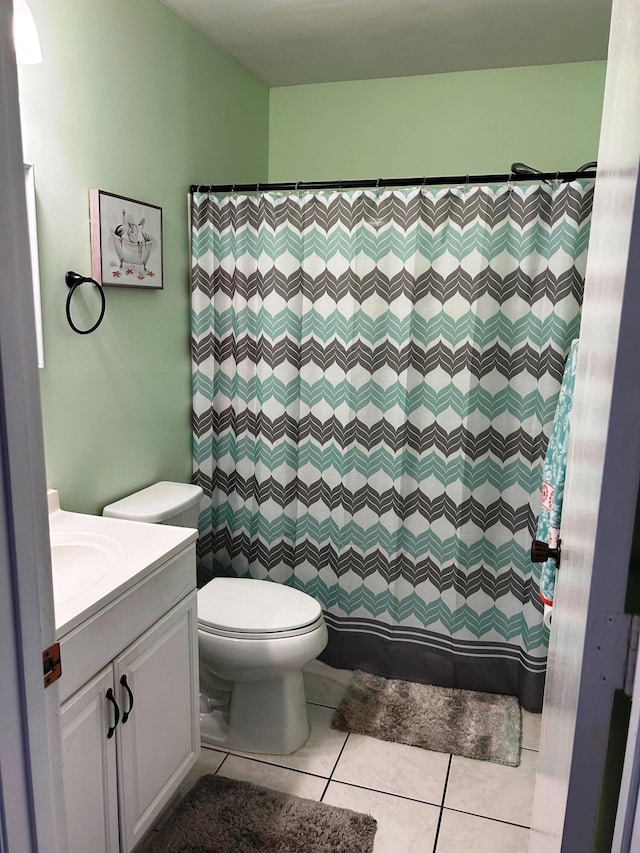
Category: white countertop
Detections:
[{"x1": 49, "y1": 490, "x2": 197, "y2": 639}]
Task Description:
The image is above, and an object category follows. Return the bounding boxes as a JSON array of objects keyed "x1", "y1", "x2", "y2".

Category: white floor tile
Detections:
[
  {"x1": 333, "y1": 732, "x2": 450, "y2": 805},
  {"x1": 323, "y1": 781, "x2": 440, "y2": 853},
  {"x1": 230, "y1": 704, "x2": 348, "y2": 777},
  {"x1": 217, "y1": 755, "x2": 326, "y2": 800},
  {"x1": 445, "y1": 749, "x2": 537, "y2": 827},
  {"x1": 303, "y1": 659, "x2": 353, "y2": 708},
  {"x1": 178, "y1": 747, "x2": 227, "y2": 796},
  {"x1": 521, "y1": 709, "x2": 542, "y2": 752},
  {"x1": 436, "y1": 809, "x2": 530, "y2": 853}
]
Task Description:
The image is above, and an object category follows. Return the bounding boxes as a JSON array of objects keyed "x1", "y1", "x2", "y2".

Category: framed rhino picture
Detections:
[{"x1": 90, "y1": 189, "x2": 163, "y2": 289}]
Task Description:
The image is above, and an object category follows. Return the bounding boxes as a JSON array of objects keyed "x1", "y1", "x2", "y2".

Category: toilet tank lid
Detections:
[{"x1": 103, "y1": 481, "x2": 203, "y2": 523}]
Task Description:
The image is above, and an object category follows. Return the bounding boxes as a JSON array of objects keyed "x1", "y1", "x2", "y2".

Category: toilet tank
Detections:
[{"x1": 103, "y1": 481, "x2": 203, "y2": 529}]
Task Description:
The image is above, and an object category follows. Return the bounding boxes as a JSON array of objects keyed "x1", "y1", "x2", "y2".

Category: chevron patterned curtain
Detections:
[{"x1": 191, "y1": 182, "x2": 593, "y2": 711}]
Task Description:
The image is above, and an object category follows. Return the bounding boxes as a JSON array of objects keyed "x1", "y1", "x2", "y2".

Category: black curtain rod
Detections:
[{"x1": 190, "y1": 169, "x2": 596, "y2": 195}]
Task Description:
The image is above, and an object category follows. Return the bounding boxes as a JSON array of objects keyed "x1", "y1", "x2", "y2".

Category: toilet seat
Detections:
[
  {"x1": 197, "y1": 577, "x2": 323, "y2": 639},
  {"x1": 198, "y1": 613, "x2": 325, "y2": 641}
]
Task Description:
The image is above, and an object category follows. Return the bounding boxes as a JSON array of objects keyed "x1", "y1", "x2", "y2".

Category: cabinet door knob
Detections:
[
  {"x1": 105, "y1": 688, "x2": 120, "y2": 739},
  {"x1": 120, "y1": 674, "x2": 134, "y2": 724}
]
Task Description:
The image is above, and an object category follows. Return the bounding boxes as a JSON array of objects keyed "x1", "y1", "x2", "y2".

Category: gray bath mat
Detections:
[
  {"x1": 332, "y1": 670, "x2": 521, "y2": 766},
  {"x1": 152, "y1": 774, "x2": 377, "y2": 853}
]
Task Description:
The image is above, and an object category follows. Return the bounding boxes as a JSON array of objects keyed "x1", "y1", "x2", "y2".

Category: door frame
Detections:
[{"x1": 529, "y1": 0, "x2": 640, "y2": 847}]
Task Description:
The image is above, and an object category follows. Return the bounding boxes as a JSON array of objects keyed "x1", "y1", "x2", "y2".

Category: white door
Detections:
[
  {"x1": 114, "y1": 593, "x2": 199, "y2": 852},
  {"x1": 60, "y1": 667, "x2": 119, "y2": 853},
  {"x1": 529, "y1": 0, "x2": 640, "y2": 848},
  {"x1": 0, "y1": 2, "x2": 65, "y2": 851}
]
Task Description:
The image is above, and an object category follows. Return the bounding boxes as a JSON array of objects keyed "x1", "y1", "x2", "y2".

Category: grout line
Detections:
[
  {"x1": 327, "y1": 777, "x2": 446, "y2": 808},
  {"x1": 431, "y1": 754, "x2": 453, "y2": 852},
  {"x1": 440, "y1": 755, "x2": 453, "y2": 807},
  {"x1": 221, "y1": 752, "x2": 331, "y2": 781},
  {"x1": 440, "y1": 754, "x2": 453, "y2": 808},
  {"x1": 215, "y1": 753, "x2": 229, "y2": 773},
  {"x1": 320, "y1": 732, "x2": 350, "y2": 802},
  {"x1": 442, "y1": 805, "x2": 531, "y2": 830},
  {"x1": 201, "y1": 743, "x2": 229, "y2": 754},
  {"x1": 329, "y1": 732, "x2": 350, "y2": 778}
]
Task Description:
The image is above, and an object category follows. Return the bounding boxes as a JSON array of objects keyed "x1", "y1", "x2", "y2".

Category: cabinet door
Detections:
[
  {"x1": 60, "y1": 666, "x2": 119, "y2": 853},
  {"x1": 114, "y1": 591, "x2": 199, "y2": 852}
]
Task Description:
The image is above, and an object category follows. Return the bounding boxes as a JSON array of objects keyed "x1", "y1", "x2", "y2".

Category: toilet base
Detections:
[{"x1": 200, "y1": 670, "x2": 310, "y2": 755}]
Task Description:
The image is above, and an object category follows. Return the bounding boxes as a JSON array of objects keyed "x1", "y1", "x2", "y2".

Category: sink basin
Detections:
[{"x1": 51, "y1": 532, "x2": 124, "y2": 605}]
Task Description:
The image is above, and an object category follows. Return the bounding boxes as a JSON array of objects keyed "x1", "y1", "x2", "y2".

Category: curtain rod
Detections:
[{"x1": 190, "y1": 168, "x2": 597, "y2": 195}]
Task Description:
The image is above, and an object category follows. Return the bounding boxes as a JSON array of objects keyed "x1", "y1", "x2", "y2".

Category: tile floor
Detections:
[{"x1": 141, "y1": 661, "x2": 540, "y2": 852}]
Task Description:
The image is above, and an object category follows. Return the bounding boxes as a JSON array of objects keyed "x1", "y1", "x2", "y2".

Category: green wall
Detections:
[
  {"x1": 269, "y1": 62, "x2": 606, "y2": 181},
  {"x1": 18, "y1": 0, "x2": 269, "y2": 514}
]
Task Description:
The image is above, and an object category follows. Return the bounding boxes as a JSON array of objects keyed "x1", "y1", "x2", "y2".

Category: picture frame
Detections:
[{"x1": 89, "y1": 189, "x2": 163, "y2": 289}]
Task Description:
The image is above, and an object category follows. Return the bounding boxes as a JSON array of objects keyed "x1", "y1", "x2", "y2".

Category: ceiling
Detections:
[{"x1": 162, "y1": 0, "x2": 611, "y2": 87}]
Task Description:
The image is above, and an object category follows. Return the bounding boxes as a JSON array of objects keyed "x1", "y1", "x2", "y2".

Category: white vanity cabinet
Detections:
[{"x1": 58, "y1": 546, "x2": 199, "y2": 853}]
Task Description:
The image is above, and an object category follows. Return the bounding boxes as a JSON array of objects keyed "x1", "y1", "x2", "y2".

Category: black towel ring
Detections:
[{"x1": 65, "y1": 271, "x2": 106, "y2": 334}]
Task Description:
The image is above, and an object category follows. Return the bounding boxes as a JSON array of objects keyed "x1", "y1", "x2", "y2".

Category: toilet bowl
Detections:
[
  {"x1": 198, "y1": 577, "x2": 327, "y2": 754},
  {"x1": 103, "y1": 481, "x2": 328, "y2": 755}
]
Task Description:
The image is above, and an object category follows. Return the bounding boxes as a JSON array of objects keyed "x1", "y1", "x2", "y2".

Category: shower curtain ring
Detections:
[{"x1": 507, "y1": 169, "x2": 514, "y2": 192}]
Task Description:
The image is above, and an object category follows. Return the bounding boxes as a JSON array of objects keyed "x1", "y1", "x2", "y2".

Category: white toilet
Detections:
[{"x1": 103, "y1": 481, "x2": 328, "y2": 755}]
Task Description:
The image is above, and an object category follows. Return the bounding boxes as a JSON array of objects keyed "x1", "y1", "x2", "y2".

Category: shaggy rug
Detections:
[
  {"x1": 152, "y1": 775, "x2": 377, "y2": 853},
  {"x1": 332, "y1": 670, "x2": 521, "y2": 766}
]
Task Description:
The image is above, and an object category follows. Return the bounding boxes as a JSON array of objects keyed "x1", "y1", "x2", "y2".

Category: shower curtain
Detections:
[{"x1": 191, "y1": 181, "x2": 593, "y2": 711}]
